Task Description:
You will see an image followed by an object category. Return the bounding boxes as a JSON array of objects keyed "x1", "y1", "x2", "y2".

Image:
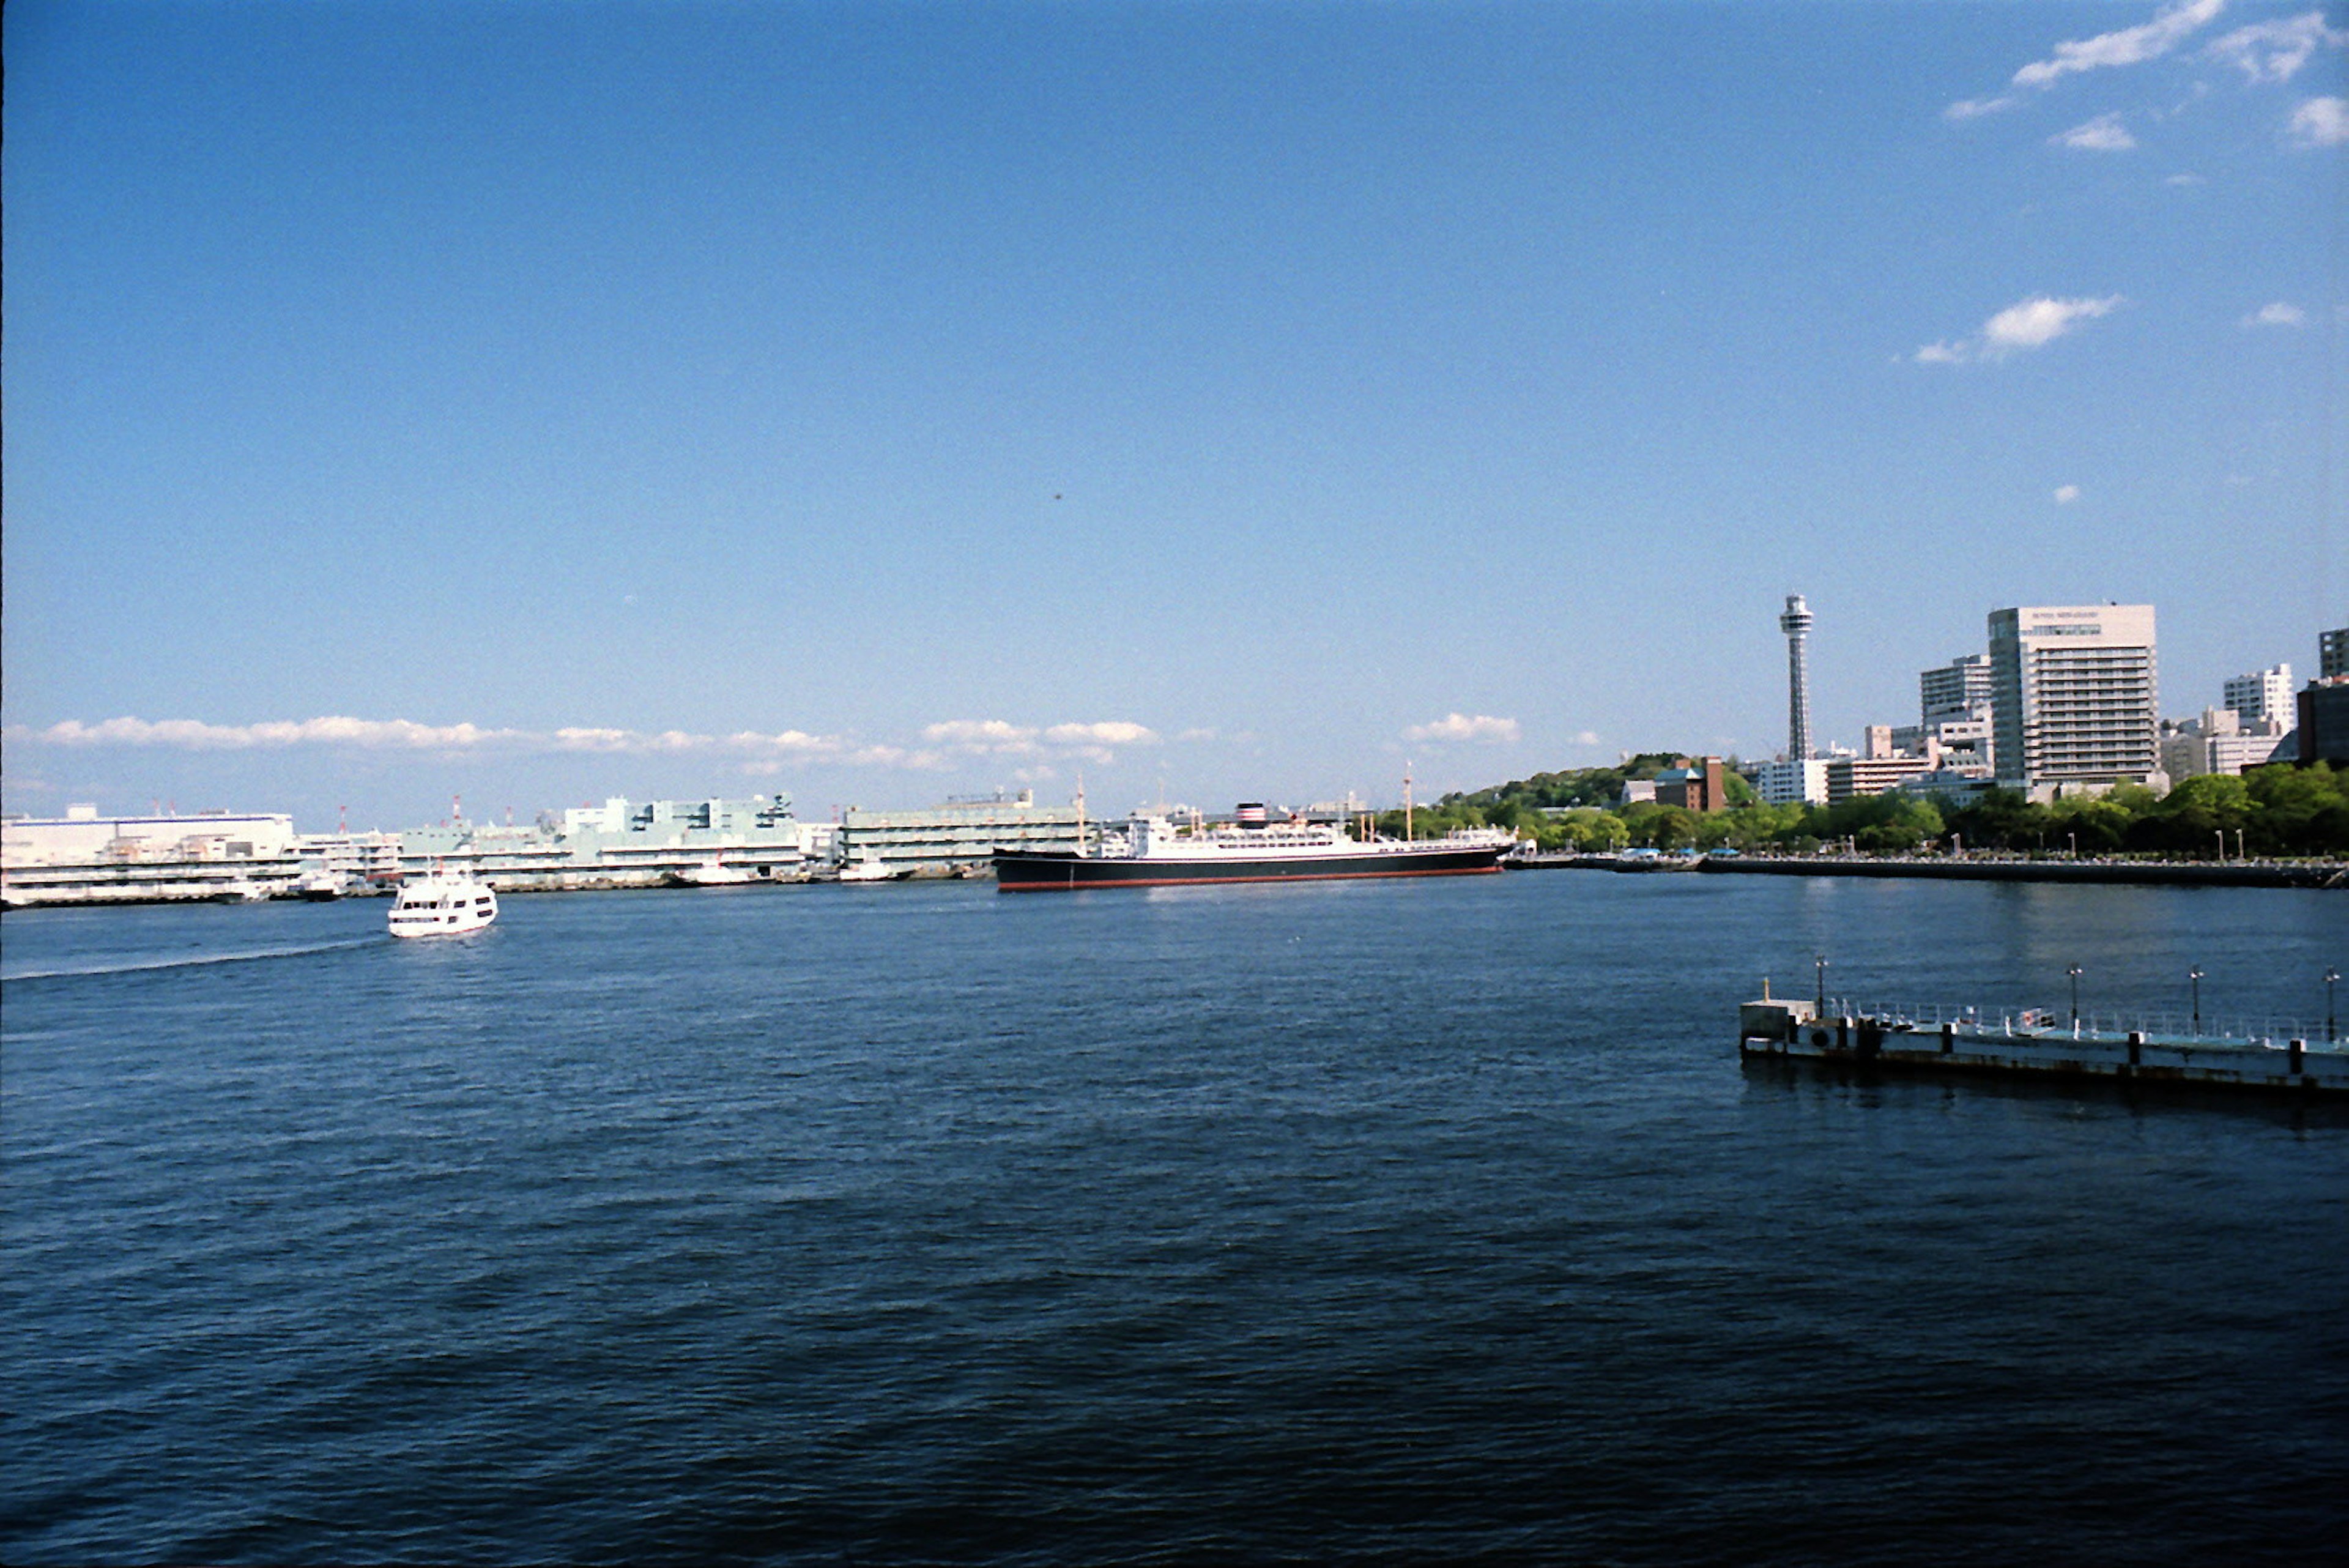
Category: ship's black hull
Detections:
[{"x1": 992, "y1": 845, "x2": 1508, "y2": 891}]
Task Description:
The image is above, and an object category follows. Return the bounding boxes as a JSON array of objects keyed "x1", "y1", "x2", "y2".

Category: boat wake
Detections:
[{"x1": 2, "y1": 937, "x2": 382, "y2": 984}]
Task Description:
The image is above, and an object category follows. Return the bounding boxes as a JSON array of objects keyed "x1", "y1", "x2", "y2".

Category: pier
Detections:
[{"x1": 1739, "y1": 994, "x2": 2349, "y2": 1096}]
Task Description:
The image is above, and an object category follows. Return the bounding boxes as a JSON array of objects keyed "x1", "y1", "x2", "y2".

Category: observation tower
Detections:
[{"x1": 1779, "y1": 593, "x2": 1814, "y2": 760}]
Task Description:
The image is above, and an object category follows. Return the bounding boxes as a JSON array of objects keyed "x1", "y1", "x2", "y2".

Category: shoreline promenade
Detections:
[{"x1": 1516, "y1": 852, "x2": 2347, "y2": 891}]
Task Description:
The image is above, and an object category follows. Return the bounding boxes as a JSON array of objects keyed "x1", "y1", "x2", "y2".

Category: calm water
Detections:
[{"x1": 4, "y1": 874, "x2": 2345, "y2": 1564}]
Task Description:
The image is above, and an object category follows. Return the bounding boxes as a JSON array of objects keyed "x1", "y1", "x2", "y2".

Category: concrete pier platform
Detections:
[{"x1": 1739, "y1": 997, "x2": 2349, "y2": 1096}]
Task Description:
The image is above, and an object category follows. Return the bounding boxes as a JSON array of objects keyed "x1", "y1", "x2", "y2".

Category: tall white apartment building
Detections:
[
  {"x1": 1755, "y1": 757, "x2": 1830, "y2": 806},
  {"x1": 1920, "y1": 652, "x2": 1993, "y2": 724},
  {"x1": 1989, "y1": 604, "x2": 2160, "y2": 798},
  {"x1": 2221, "y1": 664, "x2": 2293, "y2": 727}
]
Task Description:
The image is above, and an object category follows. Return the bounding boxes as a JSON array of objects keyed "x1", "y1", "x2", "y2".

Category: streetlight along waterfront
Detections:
[
  {"x1": 2068, "y1": 965, "x2": 2084, "y2": 1027},
  {"x1": 2190, "y1": 966, "x2": 2203, "y2": 1034}
]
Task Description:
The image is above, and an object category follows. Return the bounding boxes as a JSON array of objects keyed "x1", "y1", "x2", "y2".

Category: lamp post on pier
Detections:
[
  {"x1": 2068, "y1": 965, "x2": 2083, "y2": 1027},
  {"x1": 1816, "y1": 954, "x2": 1829, "y2": 1013},
  {"x1": 2328, "y1": 967, "x2": 2339, "y2": 1044},
  {"x1": 2189, "y1": 967, "x2": 2202, "y2": 1034}
]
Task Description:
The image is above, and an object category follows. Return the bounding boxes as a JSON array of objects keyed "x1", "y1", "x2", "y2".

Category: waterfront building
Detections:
[
  {"x1": 1989, "y1": 604, "x2": 2161, "y2": 799},
  {"x1": 2159, "y1": 708, "x2": 2287, "y2": 781},
  {"x1": 1779, "y1": 594, "x2": 1815, "y2": 760},
  {"x1": 2222, "y1": 665, "x2": 2294, "y2": 729},
  {"x1": 295, "y1": 831, "x2": 404, "y2": 885},
  {"x1": 1899, "y1": 650, "x2": 1998, "y2": 775},
  {"x1": 839, "y1": 790, "x2": 1083, "y2": 875},
  {"x1": 1652, "y1": 758, "x2": 1727, "y2": 813},
  {"x1": 1756, "y1": 757, "x2": 1830, "y2": 806},
  {"x1": 2322, "y1": 627, "x2": 2348, "y2": 680},
  {"x1": 1894, "y1": 768, "x2": 1998, "y2": 806},
  {"x1": 1889, "y1": 716, "x2": 1993, "y2": 775},
  {"x1": 1920, "y1": 653, "x2": 1994, "y2": 725},
  {"x1": 2299, "y1": 678, "x2": 2349, "y2": 763},
  {"x1": 1, "y1": 806, "x2": 302, "y2": 907},
  {"x1": 1826, "y1": 752, "x2": 1939, "y2": 804},
  {"x1": 399, "y1": 794, "x2": 822, "y2": 887}
]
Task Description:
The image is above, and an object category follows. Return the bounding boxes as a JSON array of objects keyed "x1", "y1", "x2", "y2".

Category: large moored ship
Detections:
[{"x1": 992, "y1": 803, "x2": 1515, "y2": 891}]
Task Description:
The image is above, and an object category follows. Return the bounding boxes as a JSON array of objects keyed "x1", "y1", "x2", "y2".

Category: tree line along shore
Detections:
[{"x1": 1373, "y1": 756, "x2": 2349, "y2": 861}]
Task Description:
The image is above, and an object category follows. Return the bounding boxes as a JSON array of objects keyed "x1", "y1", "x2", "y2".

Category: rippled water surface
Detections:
[{"x1": 6, "y1": 874, "x2": 2346, "y2": 1564}]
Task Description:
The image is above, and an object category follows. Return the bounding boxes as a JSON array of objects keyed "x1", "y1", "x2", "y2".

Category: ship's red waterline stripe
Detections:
[{"x1": 995, "y1": 866, "x2": 1503, "y2": 891}]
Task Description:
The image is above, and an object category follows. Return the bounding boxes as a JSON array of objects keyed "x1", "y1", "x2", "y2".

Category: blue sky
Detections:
[{"x1": 5, "y1": 0, "x2": 2343, "y2": 830}]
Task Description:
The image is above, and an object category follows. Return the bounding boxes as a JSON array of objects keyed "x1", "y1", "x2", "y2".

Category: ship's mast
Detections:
[
  {"x1": 1074, "y1": 773, "x2": 1087, "y2": 849},
  {"x1": 1403, "y1": 764, "x2": 1414, "y2": 841}
]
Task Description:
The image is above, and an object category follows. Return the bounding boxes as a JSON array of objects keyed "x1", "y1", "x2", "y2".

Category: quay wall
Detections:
[
  {"x1": 1510, "y1": 853, "x2": 2345, "y2": 890},
  {"x1": 1697, "y1": 855, "x2": 2343, "y2": 890}
]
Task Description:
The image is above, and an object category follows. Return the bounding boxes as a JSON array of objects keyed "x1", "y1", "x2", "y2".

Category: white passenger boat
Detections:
[
  {"x1": 994, "y1": 802, "x2": 1518, "y2": 891},
  {"x1": 670, "y1": 863, "x2": 760, "y2": 886},
  {"x1": 388, "y1": 871, "x2": 499, "y2": 937}
]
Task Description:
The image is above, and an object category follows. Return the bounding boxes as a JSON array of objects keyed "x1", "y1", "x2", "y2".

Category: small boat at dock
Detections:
[{"x1": 669, "y1": 863, "x2": 760, "y2": 887}]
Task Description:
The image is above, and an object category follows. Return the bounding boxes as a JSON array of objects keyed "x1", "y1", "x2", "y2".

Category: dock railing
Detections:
[{"x1": 1824, "y1": 998, "x2": 2340, "y2": 1050}]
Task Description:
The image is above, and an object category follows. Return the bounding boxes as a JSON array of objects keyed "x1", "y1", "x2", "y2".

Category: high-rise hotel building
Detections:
[{"x1": 1989, "y1": 604, "x2": 2159, "y2": 798}]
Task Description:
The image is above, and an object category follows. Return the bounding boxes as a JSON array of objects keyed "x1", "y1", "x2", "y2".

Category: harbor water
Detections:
[{"x1": 4, "y1": 875, "x2": 2345, "y2": 1563}]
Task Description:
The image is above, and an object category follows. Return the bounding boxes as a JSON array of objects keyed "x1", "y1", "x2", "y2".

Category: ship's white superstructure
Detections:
[
  {"x1": 994, "y1": 801, "x2": 1518, "y2": 890},
  {"x1": 388, "y1": 871, "x2": 499, "y2": 937},
  {"x1": 1101, "y1": 813, "x2": 1515, "y2": 863}
]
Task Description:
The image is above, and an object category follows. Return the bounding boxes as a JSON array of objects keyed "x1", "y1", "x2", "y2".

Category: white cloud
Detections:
[
  {"x1": 1570, "y1": 729, "x2": 1603, "y2": 747},
  {"x1": 16, "y1": 710, "x2": 1159, "y2": 776},
  {"x1": 1403, "y1": 713, "x2": 1521, "y2": 744},
  {"x1": 2208, "y1": 12, "x2": 2347, "y2": 83},
  {"x1": 2054, "y1": 485, "x2": 2082, "y2": 503},
  {"x1": 1945, "y1": 94, "x2": 2021, "y2": 122},
  {"x1": 2011, "y1": 0, "x2": 2226, "y2": 89},
  {"x1": 2290, "y1": 95, "x2": 2349, "y2": 145},
  {"x1": 1949, "y1": 0, "x2": 2227, "y2": 118},
  {"x1": 2165, "y1": 171, "x2": 2208, "y2": 184},
  {"x1": 922, "y1": 719, "x2": 1037, "y2": 751},
  {"x1": 1985, "y1": 294, "x2": 2124, "y2": 351},
  {"x1": 1042, "y1": 721, "x2": 1159, "y2": 747},
  {"x1": 16, "y1": 715, "x2": 914, "y2": 770},
  {"x1": 29, "y1": 715, "x2": 513, "y2": 749},
  {"x1": 919, "y1": 717, "x2": 1159, "y2": 764},
  {"x1": 1915, "y1": 294, "x2": 2123, "y2": 365},
  {"x1": 723, "y1": 729, "x2": 876, "y2": 760},
  {"x1": 2053, "y1": 112, "x2": 2138, "y2": 150},
  {"x1": 2244, "y1": 301, "x2": 2309, "y2": 327}
]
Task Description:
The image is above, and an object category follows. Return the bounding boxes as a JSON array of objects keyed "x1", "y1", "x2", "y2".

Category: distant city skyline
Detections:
[{"x1": 6, "y1": 1, "x2": 2342, "y2": 829}]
